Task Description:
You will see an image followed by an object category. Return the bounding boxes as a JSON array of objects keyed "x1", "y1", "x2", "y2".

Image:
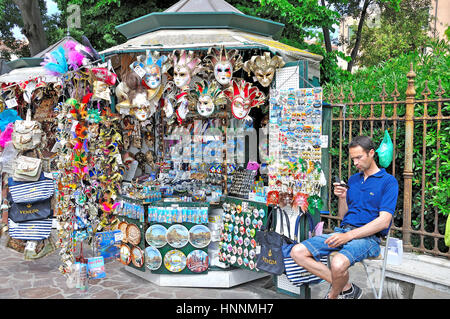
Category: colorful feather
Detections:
[{"x1": 43, "y1": 46, "x2": 68, "y2": 76}]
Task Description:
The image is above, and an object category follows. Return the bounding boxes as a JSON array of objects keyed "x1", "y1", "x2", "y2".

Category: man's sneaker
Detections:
[
  {"x1": 323, "y1": 283, "x2": 362, "y2": 299},
  {"x1": 340, "y1": 283, "x2": 363, "y2": 299}
]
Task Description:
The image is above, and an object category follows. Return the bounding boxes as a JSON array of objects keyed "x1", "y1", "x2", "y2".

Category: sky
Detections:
[{"x1": 13, "y1": 0, "x2": 60, "y2": 40}]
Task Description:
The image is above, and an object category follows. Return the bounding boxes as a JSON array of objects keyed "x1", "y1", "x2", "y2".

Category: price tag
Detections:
[
  {"x1": 321, "y1": 135, "x2": 328, "y2": 148},
  {"x1": 5, "y1": 98, "x2": 18, "y2": 109},
  {"x1": 114, "y1": 231, "x2": 123, "y2": 241},
  {"x1": 133, "y1": 65, "x2": 146, "y2": 78},
  {"x1": 25, "y1": 241, "x2": 37, "y2": 251}
]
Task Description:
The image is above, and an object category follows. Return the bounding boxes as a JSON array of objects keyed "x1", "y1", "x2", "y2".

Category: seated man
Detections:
[{"x1": 290, "y1": 136, "x2": 398, "y2": 299}]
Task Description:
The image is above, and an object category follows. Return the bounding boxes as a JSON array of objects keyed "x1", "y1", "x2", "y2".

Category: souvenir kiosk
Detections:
[
  {"x1": 24, "y1": 0, "x2": 327, "y2": 297},
  {"x1": 87, "y1": 0, "x2": 326, "y2": 296}
]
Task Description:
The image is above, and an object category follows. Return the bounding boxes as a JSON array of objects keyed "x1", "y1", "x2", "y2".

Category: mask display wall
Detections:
[
  {"x1": 243, "y1": 52, "x2": 285, "y2": 87},
  {"x1": 204, "y1": 46, "x2": 243, "y2": 86}
]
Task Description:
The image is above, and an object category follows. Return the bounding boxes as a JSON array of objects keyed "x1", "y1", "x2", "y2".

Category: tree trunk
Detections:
[
  {"x1": 347, "y1": 0, "x2": 371, "y2": 72},
  {"x1": 12, "y1": 0, "x2": 48, "y2": 56},
  {"x1": 320, "y1": 0, "x2": 333, "y2": 53}
]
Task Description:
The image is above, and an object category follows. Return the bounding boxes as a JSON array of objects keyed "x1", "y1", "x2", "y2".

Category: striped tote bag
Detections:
[
  {"x1": 8, "y1": 218, "x2": 53, "y2": 241},
  {"x1": 283, "y1": 256, "x2": 328, "y2": 286},
  {"x1": 8, "y1": 175, "x2": 54, "y2": 204}
]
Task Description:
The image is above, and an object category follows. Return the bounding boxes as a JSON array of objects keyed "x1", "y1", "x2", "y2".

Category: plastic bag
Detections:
[{"x1": 376, "y1": 130, "x2": 394, "y2": 168}]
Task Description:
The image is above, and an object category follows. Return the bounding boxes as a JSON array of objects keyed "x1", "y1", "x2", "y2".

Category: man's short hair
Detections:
[{"x1": 349, "y1": 136, "x2": 376, "y2": 153}]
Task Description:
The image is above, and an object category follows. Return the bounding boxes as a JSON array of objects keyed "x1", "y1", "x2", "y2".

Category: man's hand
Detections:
[
  {"x1": 333, "y1": 182, "x2": 348, "y2": 199},
  {"x1": 324, "y1": 232, "x2": 352, "y2": 248}
]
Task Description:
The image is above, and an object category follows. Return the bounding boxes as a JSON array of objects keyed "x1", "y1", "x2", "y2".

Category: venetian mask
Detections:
[
  {"x1": 143, "y1": 51, "x2": 170, "y2": 90},
  {"x1": 162, "y1": 81, "x2": 176, "y2": 120},
  {"x1": 92, "y1": 80, "x2": 111, "y2": 102},
  {"x1": 170, "y1": 50, "x2": 202, "y2": 89},
  {"x1": 223, "y1": 80, "x2": 265, "y2": 120},
  {"x1": 243, "y1": 52, "x2": 285, "y2": 87},
  {"x1": 175, "y1": 91, "x2": 189, "y2": 124},
  {"x1": 204, "y1": 45, "x2": 243, "y2": 86},
  {"x1": 192, "y1": 80, "x2": 226, "y2": 117}
]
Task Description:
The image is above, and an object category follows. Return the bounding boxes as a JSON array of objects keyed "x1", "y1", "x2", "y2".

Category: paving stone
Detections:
[{"x1": 18, "y1": 287, "x2": 60, "y2": 298}]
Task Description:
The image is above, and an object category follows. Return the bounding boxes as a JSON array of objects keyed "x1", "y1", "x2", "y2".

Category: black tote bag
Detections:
[
  {"x1": 255, "y1": 206, "x2": 294, "y2": 275},
  {"x1": 7, "y1": 192, "x2": 52, "y2": 223}
]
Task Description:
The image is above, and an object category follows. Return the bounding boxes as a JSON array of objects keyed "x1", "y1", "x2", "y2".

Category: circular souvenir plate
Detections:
[
  {"x1": 145, "y1": 246, "x2": 162, "y2": 271},
  {"x1": 118, "y1": 221, "x2": 128, "y2": 243},
  {"x1": 126, "y1": 223, "x2": 141, "y2": 246},
  {"x1": 186, "y1": 250, "x2": 209, "y2": 273},
  {"x1": 119, "y1": 244, "x2": 131, "y2": 265},
  {"x1": 166, "y1": 224, "x2": 189, "y2": 248},
  {"x1": 189, "y1": 224, "x2": 211, "y2": 249},
  {"x1": 145, "y1": 224, "x2": 168, "y2": 248},
  {"x1": 164, "y1": 249, "x2": 187, "y2": 273},
  {"x1": 131, "y1": 246, "x2": 144, "y2": 268}
]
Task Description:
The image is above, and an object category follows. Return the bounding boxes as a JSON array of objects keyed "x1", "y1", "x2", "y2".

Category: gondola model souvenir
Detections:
[
  {"x1": 243, "y1": 52, "x2": 285, "y2": 87},
  {"x1": 203, "y1": 45, "x2": 243, "y2": 86}
]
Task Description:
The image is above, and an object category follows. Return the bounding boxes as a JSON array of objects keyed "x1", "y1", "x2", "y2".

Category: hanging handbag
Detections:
[
  {"x1": 12, "y1": 155, "x2": 43, "y2": 182},
  {"x1": 255, "y1": 206, "x2": 294, "y2": 275},
  {"x1": 8, "y1": 173, "x2": 54, "y2": 204},
  {"x1": 8, "y1": 218, "x2": 52, "y2": 241},
  {"x1": 7, "y1": 192, "x2": 52, "y2": 223},
  {"x1": 11, "y1": 109, "x2": 43, "y2": 151},
  {"x1": 282, "y1": 210, "x2": 327, "y2": 286}
]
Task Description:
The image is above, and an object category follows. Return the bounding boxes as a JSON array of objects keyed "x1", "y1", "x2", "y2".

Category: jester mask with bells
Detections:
[
  {"x1": 170, "y1": 49, "x2": 202, "y2": 89},
  {"x1": 204, "y1": 45, "x2": 243, "y2": 86},
  {"x1": 243, "y1": 52, "x2": 285, "y2": 87},
  {"x1": 192, "y1": 80, "x2": 227, "y2": 117},
  {"x1": 223, "y1": 80, "x2": 265, "y2": 120}
]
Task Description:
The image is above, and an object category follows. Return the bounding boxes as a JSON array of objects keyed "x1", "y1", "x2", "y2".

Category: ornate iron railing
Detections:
[{"x1": 323, "y1": 64, "x2": 450, "y2": 257}]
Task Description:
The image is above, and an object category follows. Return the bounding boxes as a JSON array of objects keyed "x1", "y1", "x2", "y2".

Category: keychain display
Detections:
[{"x1": 228, "y1": 168, "x2": 257, "y2": 199}]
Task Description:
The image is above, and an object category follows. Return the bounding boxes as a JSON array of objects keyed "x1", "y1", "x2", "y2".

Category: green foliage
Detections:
[
  {"x1": 54, "y1": 0, "x2": 178, "y2": 51},
  {"x1": 324, "y1": 39, "x2": 449, "y2": 252},
  {"x1": 356, "y1": 0, "x2": 431, "y2": 68}
]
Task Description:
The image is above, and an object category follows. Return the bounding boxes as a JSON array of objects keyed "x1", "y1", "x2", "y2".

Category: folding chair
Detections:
[
  {"x1": 359, "y1": 229, "x2": 391, "y2": 299},
  {"x1": 327, "y1": 227, "x2": 392, "y2": 299}
]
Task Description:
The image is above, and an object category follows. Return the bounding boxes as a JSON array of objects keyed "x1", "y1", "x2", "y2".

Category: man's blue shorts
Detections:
[{"x1": 300, "y1": 226, "x2": 381, "y2": 266}]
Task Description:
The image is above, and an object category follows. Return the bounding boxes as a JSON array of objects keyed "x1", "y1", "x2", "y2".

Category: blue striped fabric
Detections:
[
  {"x1": 8, "y1": 218, "x2": 52, "y2": 240},
  {"x1": 283, "y1": 256, "x2": 327, "y2": 286},
  {"x1": 8, "y1": 179, "x2": 54, "y2": 204}
]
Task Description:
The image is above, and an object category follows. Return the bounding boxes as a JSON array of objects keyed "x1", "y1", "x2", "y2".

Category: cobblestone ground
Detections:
[{"x1": 0, "y1": 233, "x2": 448, "y2": 299}]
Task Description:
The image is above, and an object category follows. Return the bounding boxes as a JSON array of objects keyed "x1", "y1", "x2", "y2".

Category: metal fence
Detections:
[{"x1": 322, "y1": 64, "x2": 450, "y2": 258}]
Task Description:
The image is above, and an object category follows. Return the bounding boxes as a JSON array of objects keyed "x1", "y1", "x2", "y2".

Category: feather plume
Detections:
[{"x1": 43, "y1": 46, "x2": 68, "y2": 76}]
